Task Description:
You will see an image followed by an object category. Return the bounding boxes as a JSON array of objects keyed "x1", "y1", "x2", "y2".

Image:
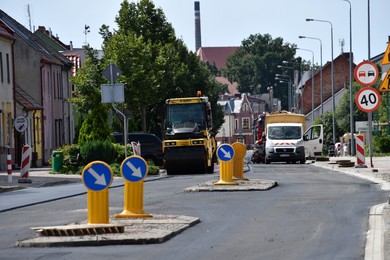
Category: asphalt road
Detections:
[{"x1": 0, "y1": 162, "x2": 388, "y2": 260}]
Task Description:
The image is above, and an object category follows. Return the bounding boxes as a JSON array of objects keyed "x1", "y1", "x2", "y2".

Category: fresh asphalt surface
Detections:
[{"x1": 0, "y1": 157, "x2": 389, "y2": 259}]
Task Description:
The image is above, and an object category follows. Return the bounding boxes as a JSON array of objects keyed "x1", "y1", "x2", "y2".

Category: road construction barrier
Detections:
[
  {"x1": 18, "y1": 145, "x2": 32, "y2": 183},
  {"x1": 214, "y1": 144, "x2": 238, "y2": 185},
  {"x1": 82, "y1": 161, "x2": 113, "y2": 224},
  {"x1": 115, "y1": 155, "x2": 152, "y2": 218},
  {"x1": 7, "y1": 153, "x2": 12, "y2": 183},
  {"x1": 232, "y1": 142, "x2": 247, "y2": 180},
  {"x1": 355, "y1": 134, "x2": 367, "y2": 168},
  {"x1": 131, "y1": 141, "x2": 141, "y2": 156}
]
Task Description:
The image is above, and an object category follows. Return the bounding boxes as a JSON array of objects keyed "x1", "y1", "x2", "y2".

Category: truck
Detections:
[
  {"x1": 259, "y1": 111, "x2": 323, "y2": 164},
  {"x1": 162, "y1": 92, "x2": 217, "y2": 175}
]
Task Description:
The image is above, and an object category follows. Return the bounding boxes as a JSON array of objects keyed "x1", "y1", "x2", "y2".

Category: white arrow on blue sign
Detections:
[
  {"x1": 121, "y1": 156, "x2": 148, "y2": 182},
  {"x1": 82, "y1": 161, "x2": 113, "y2": 191},
  {"x1": 217, "y1": 144, "x2": 234, "y2": 161}
]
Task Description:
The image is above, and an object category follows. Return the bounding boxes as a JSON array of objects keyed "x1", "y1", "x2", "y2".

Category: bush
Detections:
[
  {"x1": 112, "y1": 143, "x2": 133, "y2": 164},
  {"x1": 80, "y1": 140, "x2": 117, "y2": 165},
  {"x1": 148, "y1": 165, "x2": 160, "y2": 175},
  {"x1": 374, "y1": 136, "x2": 390, "y2": 153},
  {"x1": 51, "y1": 142, "x2": 159, "y2": 176}
]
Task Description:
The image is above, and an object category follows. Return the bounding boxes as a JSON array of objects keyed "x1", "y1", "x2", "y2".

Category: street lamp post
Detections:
[
  {"x1": 275, "y1": 74, "x2": 292, "y2": 111},
  {"x1": 276, "y1": 66, "x2": 293, "y2": 111},
  {"x1": 275, "y1": 73, "x2": 293, "y2": 111},
  {"x1": 306, "y1": 18, "x2": 336, "y2": 144},
  {"x1": 367, "y1": 0, "x2": 374, "y2": 167},
  {"x1": 282, "y1": 60, "x2": 303, "y2": 111},
  {"x1": 267, "y1": 86, "x2": 273, "y2": 112},
  {"x1": 299, "y1": 36, "x2": 323, "y2": 115},
  {"x1": 342, "y1": 0, "x2": 355, "y2": 156},
  {"x1": 297, "y1": 48, "x2": 315, "y2": 124}
]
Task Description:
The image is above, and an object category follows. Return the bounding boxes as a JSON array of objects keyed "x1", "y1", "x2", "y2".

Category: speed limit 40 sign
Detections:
[{"x1": 355, "y1": 87, "x2": 381, "y2": 112}]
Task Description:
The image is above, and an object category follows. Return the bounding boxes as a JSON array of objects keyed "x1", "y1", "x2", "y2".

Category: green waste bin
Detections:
[{"x1": 52, "y1": 151, "x2": 63, "y2": 173}]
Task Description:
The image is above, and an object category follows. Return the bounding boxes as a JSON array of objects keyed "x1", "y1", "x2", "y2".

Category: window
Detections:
[
  {"x1": 6, "y1": 54, "x2": 10, "y2": 84},
  {"x1": 242, "y1": 103, "x2": 249, "y2": 112},
  {"x1": 0, "y1": 52, "x2": 3, "y2": 83},
  {"x1": 235, "y1": 119, "x2": 238, "y2": 130},
  {"x1": 305, "y1": 125, "x2": 320, "y2": 140},
  {"x1": 242, "y1": 117, "x2": 250, "y2": 129}
]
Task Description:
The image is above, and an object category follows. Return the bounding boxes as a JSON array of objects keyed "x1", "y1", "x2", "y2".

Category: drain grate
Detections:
[{"x1": 33, "y1": 224, "x2": 124, "y2": 236}]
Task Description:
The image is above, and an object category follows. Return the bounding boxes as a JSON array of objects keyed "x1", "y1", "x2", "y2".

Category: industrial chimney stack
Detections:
[{"x1": 194, "y1": 1, "x2": 202, "y2": 52}]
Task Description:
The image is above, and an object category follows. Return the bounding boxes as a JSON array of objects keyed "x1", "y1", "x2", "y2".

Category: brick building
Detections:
[{"x1": 298, "y1": 53, "x2": 355, "y2": 126}]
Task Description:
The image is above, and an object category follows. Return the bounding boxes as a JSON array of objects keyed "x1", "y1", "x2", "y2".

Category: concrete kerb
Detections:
[{"x1": 17, "y1": 214, "x2": 200, "y2": 247}]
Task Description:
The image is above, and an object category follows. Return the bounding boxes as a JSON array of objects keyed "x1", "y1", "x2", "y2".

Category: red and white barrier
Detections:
[
  {"x1": 18, "y1": 145, "x2": 32, "y2": 183},
  {"x1": 131, "y1": 141, "x2": 141, "y2": 156},
  {"x1": 7, "y1": 154, "x2": 12, "y2": 183},
  {"x1": 355, "y1": 135, "x2": 367, "y2": 168}
]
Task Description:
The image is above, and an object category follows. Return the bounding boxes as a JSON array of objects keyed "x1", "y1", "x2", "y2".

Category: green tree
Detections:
[
  {"x1": 69, "y1": 46, "x2": 112, "y2": 144},
  {"x1": 314, "y1": 112, "x2": 342, "y2": 152},
  {"x1": 100, "y1": 0, "x2": 224, "y2": 135},
  {"x1": 377, "y1": 92, "x2": 390, "y2": 136},
  {"x1": 335, "y1": 82, "x2": 368, "y2": 134},
  {"x1": 223, "y1": 33, "x2": 297, "y2": 110}
]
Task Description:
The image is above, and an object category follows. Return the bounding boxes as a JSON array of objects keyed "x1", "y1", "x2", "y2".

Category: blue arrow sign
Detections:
[
  {"x1": 121, "y1": 156, "x2": 148, "y2": 182},
  {"x1": 82, "y1": 161, "x2": 113, "y2": 191},
  {"x1": 217, "y1": 144, "x2": 234, "y2": 161}
]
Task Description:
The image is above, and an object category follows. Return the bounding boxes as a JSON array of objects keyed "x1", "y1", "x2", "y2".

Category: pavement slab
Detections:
[{"x1": 184, "y1": 178, "x2": 278, "y2": 192}]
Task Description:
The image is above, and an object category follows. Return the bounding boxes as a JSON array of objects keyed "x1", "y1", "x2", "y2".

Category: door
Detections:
[{"x1": 304, "y1": 124, "x2": 323, "y2": 158}]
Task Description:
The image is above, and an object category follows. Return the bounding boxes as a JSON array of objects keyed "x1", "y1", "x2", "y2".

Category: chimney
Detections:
[{"x1": 194, "y1": 1, "x2": 202, "y2": 52}]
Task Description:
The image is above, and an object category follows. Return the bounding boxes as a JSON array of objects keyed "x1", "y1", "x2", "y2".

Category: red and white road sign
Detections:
[
  {"x1": 354, "y1": 61, "x2": 379, "y2": 87},
  {"x1": 355, "y1": 87, "x2": 381, "y2": 112}
]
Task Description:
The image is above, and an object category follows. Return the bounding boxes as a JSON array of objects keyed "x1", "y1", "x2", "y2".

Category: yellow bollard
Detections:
[
  {"x1": 115, "y1": 155, "x2": 152, "y2": 218},
  {"x1": 115, "y1": 181, "x2": 152, "y2": 218},
  {"x1": 87, "y1": 190, "x2": 110, "y2": 223},
  {"x1": 232, "y1": 142, "x2": 248, "y2": 180},
  {"x1": 82, "y1": 161, "x2": 113, "y2": 224},
  {"x1": 214, "y1": 144, "x2": 238, "y2": 185}
]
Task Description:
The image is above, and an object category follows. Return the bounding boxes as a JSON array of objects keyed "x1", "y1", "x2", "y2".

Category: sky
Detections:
[{"x1": 1, "y1": 0, "x2": 388, "y2": 66}]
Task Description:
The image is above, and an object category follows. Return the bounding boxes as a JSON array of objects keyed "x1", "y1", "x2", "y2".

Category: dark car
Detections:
[{"x1": 112, "y1": 132, "x2": 163, "y2": 166}]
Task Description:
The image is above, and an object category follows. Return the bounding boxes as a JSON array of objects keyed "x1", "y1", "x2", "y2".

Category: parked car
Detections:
[{"x1": 112, "y1": 132, "x2": 163, "y2": 166}]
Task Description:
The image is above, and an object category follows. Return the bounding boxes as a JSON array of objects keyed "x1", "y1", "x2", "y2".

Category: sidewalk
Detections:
[
  {"x1": 0, "y1": 168, "x2": 82, "y2": 193},
  {"x1": 313, "y1": 156, "x2": 390, "y2": 260}
]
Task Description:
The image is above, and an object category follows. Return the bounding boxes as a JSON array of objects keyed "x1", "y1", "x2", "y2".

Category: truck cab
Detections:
[
  {"x1": 260, "y1": 110, "x2": 324, "y2": 164},
  {"x1": 263, "y1": 123, "x2": 323, "y2": 164},
  {"x1": 264, "y1": 122, "x2": 306, "y2": 164}
]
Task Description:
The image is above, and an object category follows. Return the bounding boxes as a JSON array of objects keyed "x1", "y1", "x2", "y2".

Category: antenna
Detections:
[
  {"x1": 84, "y1": 25, "x2": 90, "y2": 45},
  {"x1": 27, "y1": 4, "x2": 32, "y2": 31},
  {"x1": 339, "y1": 38, "x2": 345, "y2": 53}
]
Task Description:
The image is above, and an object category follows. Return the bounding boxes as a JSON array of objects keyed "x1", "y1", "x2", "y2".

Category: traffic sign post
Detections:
[
  {"x1": 214, "y1": 144, "x2": 238, "y2": 185},
  {"x1": 14, "y1": 116, "x2": 28, "y2": 133},
  {"x1": 354, "y1": 60, "x2": 380, "y2": 168},
  {"x1": 115, "y1": 156, "x2": 152, "y2": 218},
  {"x1": 354, "y1": 61, "x2": 379, "y2": 87},
  {"x1": 355, "y1": 87, "x2": 381, "y2": 113},
  {"x1": 232, "y1": 142, "x2": 248, "y2": 180},
  {"x1": 82, "y1": 161, "x2": 114, "y2": 224},
  {"x1": 379, "y1": 70, "x2": 390, "y2": 92},
  {"x1": 101, "y1": 62, "x2": 128, "y2": 158}
]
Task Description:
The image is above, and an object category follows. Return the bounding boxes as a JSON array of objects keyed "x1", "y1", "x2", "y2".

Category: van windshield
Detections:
[{"x1": 268, "y1": 126, "x2": 301, "y2": 140}]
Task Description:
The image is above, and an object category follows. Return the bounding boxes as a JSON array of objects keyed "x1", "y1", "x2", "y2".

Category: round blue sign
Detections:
[
  {"x1": 217, "y1": 144, "x2": 234, "y2": 161},
  {"x1": 121, "y1": 156, "x2": 148, "y2": 182},
  {"x1": 82, "y1": 161, "x2": 113, "y2": 191}
]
